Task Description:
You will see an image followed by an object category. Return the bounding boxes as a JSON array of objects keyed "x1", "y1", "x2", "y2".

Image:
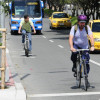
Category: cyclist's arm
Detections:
[
  {"x1": 69, "y1": 35, "x2": 74, "y2": 49},
  {"x1": 29, "y1": 20, "x2": 36, "y2": 33},
  {"x1": 89, "y1": 34, "x2": 94, "y2": 47},
  {"x1": 69, "y1": 26, "x2": 76, "y2": 52},
  {"x1": 69, "y1": 35, "x2": 76, "y2": 52},
  {"x1": 87, "y1": 26, "x2": 94, "y2": 51}
]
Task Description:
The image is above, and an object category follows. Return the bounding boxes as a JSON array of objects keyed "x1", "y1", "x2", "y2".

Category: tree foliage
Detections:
[{"x1": 43, "y1": 0, "x2": 100, "y2": 19}]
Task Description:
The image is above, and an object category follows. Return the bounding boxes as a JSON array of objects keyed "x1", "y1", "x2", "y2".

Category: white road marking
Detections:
[
  {"x1": 43, "y1": 36, "x2": 46, "y2": 38},
  {"x1": 49, "y1": 40, "x2": 54, "y2": 43},
  {"x1": 58, "y1": 45, "x2": 64, "y2": 48},
  {"x1": 90, "y1": 59, "x2": 100, "y2": 66},
  {"x1": 28, "y1": 92, "x2": 100, "y2": 98}
]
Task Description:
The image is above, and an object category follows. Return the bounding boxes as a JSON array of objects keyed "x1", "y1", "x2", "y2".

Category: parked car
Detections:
[
  {"x1": 89, "y1": 20, "x2": 100, "y2": 50},
  {"x1": 49, "y1": 12, "x2": 71, "y2": 29}
]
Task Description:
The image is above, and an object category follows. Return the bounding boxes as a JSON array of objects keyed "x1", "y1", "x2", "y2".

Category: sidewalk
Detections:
[{"x1": 0, "y1": 49, "x2": 26, "y2": 100}]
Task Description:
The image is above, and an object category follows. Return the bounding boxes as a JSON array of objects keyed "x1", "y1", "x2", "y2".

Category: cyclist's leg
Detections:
[
  {"x1": 85, "y1": 51, "x2": 90, "y2": 74},
  {"x1": 71, "y1": 52, "x2": 77, "y2": 72},
  {"x1": 71, "y1": 45, "x2": 78, "y2": 72},
  {"x1": 22, "y1": 30, "x2": 26, "y2": 43},
  {"x1": 28, "y1": 33, "x2": 32, "y2": 51}
]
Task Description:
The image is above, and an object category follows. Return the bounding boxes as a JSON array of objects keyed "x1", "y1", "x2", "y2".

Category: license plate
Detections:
[{"x1": 59, "y1": 23, "x2": 64, "y2": 25}]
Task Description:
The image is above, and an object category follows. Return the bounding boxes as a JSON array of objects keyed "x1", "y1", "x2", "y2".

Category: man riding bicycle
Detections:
[
  {"x1": 18, "y1": 15, "x2": 36, "y2": 53},
  {"x1": 69, "y1": 15, "x2": 94, "y2": 76}
]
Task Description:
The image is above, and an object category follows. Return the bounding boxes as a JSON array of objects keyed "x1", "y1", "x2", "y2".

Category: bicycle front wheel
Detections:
[
  {"x1": 76, "y1": 61, "x2": 81, "y2": 88},
  {"x1": 25, "y1": 41, "x2": 29, "y2": 57},
  {"x1": 82, "y1": 60, "x2": 88, "y2": 91}
]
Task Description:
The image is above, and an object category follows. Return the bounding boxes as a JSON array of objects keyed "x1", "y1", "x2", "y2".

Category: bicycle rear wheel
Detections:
[
  {"x1": 76, "y1": 61, "x2": 81, "y2": 88},
  {"x1": 82, "y1": 60, "x2": 88, "y2": 91}
]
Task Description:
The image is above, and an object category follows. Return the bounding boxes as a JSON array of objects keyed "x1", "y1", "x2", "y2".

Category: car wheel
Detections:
[{"x1": 36, "y1": 30, "x2": 42, "y2": 35}]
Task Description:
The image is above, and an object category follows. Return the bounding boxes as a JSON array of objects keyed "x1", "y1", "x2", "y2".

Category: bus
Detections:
[{"x1": 9, "y1": 0, "x2": 44, "y2": 35}]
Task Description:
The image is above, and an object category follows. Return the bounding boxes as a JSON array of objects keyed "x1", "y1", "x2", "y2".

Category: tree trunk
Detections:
[
  {"x1": 59, "y1": 5, "x2": 62, "y2": 11},
  {"x1": 54, "y1": 6, "x2": 57, "y2": 11}
]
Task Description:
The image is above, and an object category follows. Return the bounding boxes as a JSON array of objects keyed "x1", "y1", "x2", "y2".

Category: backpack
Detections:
[{"x1": 74, "y1": 25, "x2": 88, "y2": 35}]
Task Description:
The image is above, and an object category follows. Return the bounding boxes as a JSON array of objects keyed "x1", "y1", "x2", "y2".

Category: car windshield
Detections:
[
  {"x1": 53, "y1": 13, "x2": 68, "y2": 18},
  {"x1": 92, "y1": 22, "x2": 100, "y2": 32},
  {"x1": 12, "y1": 1, "x2": 41, "y2": 18}
]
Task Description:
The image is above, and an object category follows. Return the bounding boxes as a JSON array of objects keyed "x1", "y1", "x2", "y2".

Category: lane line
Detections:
[
  {"x1": 49, "y1": 40, "x2": 54, "y2": 43},
  {"x1": 90, "y1": 59, "x2": 100, "y2": 66},
  {"x1": 58, "y1": 45, "x2": 64, "y2": 48},
  {"x1": 28, "y1": 92, "x2": 100, "y2": 98},
  {"x1": 43, "y1": 36, "x2": 46, "y2": 38}
]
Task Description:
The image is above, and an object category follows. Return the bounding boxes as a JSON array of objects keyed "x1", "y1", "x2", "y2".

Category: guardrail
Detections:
[{"x1": 0, "y1": 28, "x2": 6, "y2": 89}]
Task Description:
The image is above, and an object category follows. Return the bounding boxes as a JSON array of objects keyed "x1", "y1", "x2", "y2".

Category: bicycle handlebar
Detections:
[{"x1": 76, "y1": 49, "x2": 89, "y2": 52}]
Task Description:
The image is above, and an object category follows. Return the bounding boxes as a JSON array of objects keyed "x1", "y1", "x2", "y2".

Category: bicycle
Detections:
[
  {"x1": 75, "y1": 49, "x2": 89, "y2": 91},
  {"x1": 24, "y1": 33, "x2": 30, "y2": 57}
]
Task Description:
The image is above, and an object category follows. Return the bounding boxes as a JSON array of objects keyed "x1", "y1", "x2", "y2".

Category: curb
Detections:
[{"x1": 0, "y1": 48, "x2": 26, "y2": 100}]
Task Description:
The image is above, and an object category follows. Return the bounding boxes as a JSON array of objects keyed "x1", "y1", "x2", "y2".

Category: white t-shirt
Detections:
[{"x1": 70, "y1": 25, "x2": 92, "y2": 49}]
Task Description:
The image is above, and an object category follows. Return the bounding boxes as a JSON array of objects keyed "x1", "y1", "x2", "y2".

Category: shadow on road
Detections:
[
  {"x1": 21, "y1": 55, "x2": 37, "y2": 57},
  {"x1": 48, "y1": 70, "x2": 69, "y2": 74},
  {"x1": 20, "y1": 74, "x2": 31, "y2": 80},
  {"x1": 90, "y1": 51, "x2": 100, "y2": 55},
  {"x1": 51, "y1": 37, "x2": 69, "y2": 40},
  {"x1": 71, "y1": 85, "x2": 95, "y2": 90}
]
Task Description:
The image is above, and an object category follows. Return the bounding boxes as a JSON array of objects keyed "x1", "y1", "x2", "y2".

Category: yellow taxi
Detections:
[
  {"x1": 49, "y1": 12, "x2": 71, "y2": 29},
  {"x1": 89, "y1": 20, "x2": 100, "y2": 50}
]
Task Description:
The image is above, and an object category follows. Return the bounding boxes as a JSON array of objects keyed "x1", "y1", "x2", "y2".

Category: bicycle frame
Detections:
[
  {"x1": 24, "y1": 33, "x2": 29, "y2": 57},
  {"x1": 76, "y1": 49, "x2": 89, "y2": 91}
]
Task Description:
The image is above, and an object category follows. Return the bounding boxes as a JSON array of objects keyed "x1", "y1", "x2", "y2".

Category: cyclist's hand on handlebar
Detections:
[
  {"x1": 33, "y1": 31, "x2": 36, "y2": 34},
  {"x1": 90, "y1": 46, "x2": 94, "y2": 51},
  {"x1": 18, "y1": 31, "x2": 21, "y2": 34},
  {"x1": 70, "y1": 47, "x2": 76, "y2": 52}
]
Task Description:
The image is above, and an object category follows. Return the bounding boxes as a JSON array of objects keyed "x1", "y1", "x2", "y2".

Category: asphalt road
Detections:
[{"x1": 6, "y1": 17, "x2": 100, "y2": 100}]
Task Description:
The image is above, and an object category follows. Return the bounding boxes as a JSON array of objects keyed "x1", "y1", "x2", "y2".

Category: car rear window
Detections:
[{"x1": 92, "y1": 22, "x2": 100, "y2": 32}]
